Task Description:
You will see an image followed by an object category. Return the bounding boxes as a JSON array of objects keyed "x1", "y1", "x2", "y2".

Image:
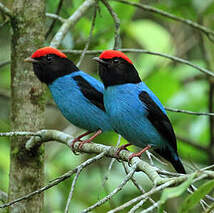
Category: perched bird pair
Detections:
[{"x1": 25, "y1": 47, "x2": 185, "y2": 174}]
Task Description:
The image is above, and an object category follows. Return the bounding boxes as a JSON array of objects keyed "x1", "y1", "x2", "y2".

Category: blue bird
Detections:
[
  {"x1": 24, "y1": 47, "x2": 112, "y2": 148},
  {"x1": 94, "y1": 50, "x2": 185, "y2": 173}
]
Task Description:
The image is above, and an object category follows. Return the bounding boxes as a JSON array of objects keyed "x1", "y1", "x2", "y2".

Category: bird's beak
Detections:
[
  {"x1": 24, "y1": 57, "x2": 39, "y2": 63},
  {"x1": 93, "y1": 57, "x2": 108, "y2": 64}
]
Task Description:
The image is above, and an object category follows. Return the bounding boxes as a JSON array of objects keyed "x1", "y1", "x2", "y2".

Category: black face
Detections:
[
  {"x1": 97, "y1": 57, "x2": 141, "y2": 87},
  {"x1": 32, "y1": 54, "x2": 79, "y2": 85}
]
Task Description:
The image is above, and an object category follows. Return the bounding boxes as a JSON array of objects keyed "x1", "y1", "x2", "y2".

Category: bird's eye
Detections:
[
  {"x1": 47, "y1": 55, "x2": 53, "y2": 62},
  {"x1": 113, "y1": 59, "x2": 119, "y2": 64}
]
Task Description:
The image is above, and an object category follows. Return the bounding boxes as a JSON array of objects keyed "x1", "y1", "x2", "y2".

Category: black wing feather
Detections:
[
  {"x1": 73, "y1": 75, "x2": 105, "y2": 112},
  {"x1": 139, "y1": 91, "x2": 177, "y2": 153}
]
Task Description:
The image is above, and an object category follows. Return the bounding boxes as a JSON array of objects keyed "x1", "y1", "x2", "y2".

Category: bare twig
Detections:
[
  {"x1": 0, "y1": 60, "x2": 10, "y2": 69},
  {"x1": 108, "y1": 180, "x2": 175, "y2": 213},
  {"x1": 81, "y1": 163, "x2": 137, "y2": 213},
  {"x1": 46, "y1": 13, "x2": 66, "y2": 23},
  {"x1": 0, "y1": 151, "x2": 107, "y2": 209},
  {"x1": 0, "y1": 2, "x2": 12, "y2": 18},
  {"x1": 77, "y1": 3, "x2": 97, "y2": 67},
  {"x1": 46, "y1": 0, "x2": 65, "y2": 38},
  {"x1": 140, "y1": 201, "x2": 160, "y2": 213},
  {"x1": 103, "y1": 135, "x2": 121, "y2": 186},
  {"x1": 50, "y1": 0, "x2": 95, "y2": 48},
  {"x1": 166, "y1": 107, "x2": 214, "y2": 117},
  {"x1": 101, "y1": 0, "x2": 121, "y2": 49},
  {"x1": 63, "y1": 48, "x2": 214, "y2": 78},
  {"x1": 129, "y1": 198, "x2": 149, "y2": 213},
  {"x1": 112, "y1": 0, "x2": 214, "y2": 42},
  {"x1": 65, "y1": 165, "x2": 86, "y2": 212},
  {"x1": 0, "y1": 131, "x2": 41, "y2": 137}
]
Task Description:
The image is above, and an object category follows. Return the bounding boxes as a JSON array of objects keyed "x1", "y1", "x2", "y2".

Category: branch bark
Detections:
[
  {"x1": 50, "y1": 0, "x2": 95, "y2": 48},
  {"x1": 9, "y1": 0, "x2": 46, "y2": 212},
  {"x1": 113, "y1": 0, "x2": 214, "y2": 42}
]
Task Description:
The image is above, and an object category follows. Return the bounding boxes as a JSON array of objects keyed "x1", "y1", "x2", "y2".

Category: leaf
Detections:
[
  {"x1": 159, "y1": 174, "x2": 195, "y2": 209},
  {"x1": 179, "y1": 179, "x2": 214, "y2": 213}
]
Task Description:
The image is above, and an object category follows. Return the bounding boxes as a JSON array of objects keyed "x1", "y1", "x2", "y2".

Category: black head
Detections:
[
  {"x1": 93, "y1": 50, "x2": 141, "y2": 87},
  {"x1": 24, "y1": 47, "x2": 79, "y2": 85}
]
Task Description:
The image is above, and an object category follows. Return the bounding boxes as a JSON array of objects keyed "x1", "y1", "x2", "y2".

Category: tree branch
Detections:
[
  {"x1": 0, "y1": 60, "x2": 10, "y2": 69},
  {"x1": 45, "y1": 0, "x2": 65, "y2": 38},
  {"x1": 76, "y1": 3, "x2": 97, "y2": 67},
  {"x1": 46, "y1": 13, "x2": 66, "y2": 23},
  {"x1": 50, "y1": 0, "x2": 95, "y2": 48},
  {"x1": 0, "y1": 151, "x2": 107, "y2": 209},
  {"x1": 82, "y1": 163, "x2": 137, "y2": 213},
  {"x1": 112, "y1": 0, "x2": 214, "y2": 42},
  {"x1": 0, "y1": 2, "x2": 13, "y2": 18},
  {"x1": 101, "y1": 0, "x2": 121, "y2": 49},
  {"x1": 63, "y1": 48, "x2": 214, "y2": 78}
]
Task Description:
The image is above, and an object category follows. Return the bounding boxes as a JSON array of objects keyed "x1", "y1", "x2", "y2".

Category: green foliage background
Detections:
[{"x1": 1, "y1": 0, "x2": 214, "y2": 212}]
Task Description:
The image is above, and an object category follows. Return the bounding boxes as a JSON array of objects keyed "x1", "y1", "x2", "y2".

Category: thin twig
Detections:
[
  {"x1": 46, "y1": 13, "x2": 66, "y2": 23},
  {"x1": 108, "y1": 180, "x2": 175, "y2": 213},
  {"x1": 76, "y1": 3, "x2": 97, "y2": 67},
  {"x1": 81, "y1": 163, "x2": 137, "y2": 213},
  {"x1": 46, "y1": 0, "x2": 65, "y2": 38},
  {"x1": 129, "y1": 198, "x2": 149, "y2": 213},
  {"x1": 166, "y1": 107, "x2": 214, "y2": 117},
  {"x1": 112, "y1": 0, "x2": 214, "y2": 42},
  {"x1": 0, "y1": 3, "x2": 13, "y2": 18},
  {"x1": 140, "y1": 201, "x2": 160, "y2": 213},
  {"x1": 0, "y1": 60, "x2": 10, "y2": 69},
  {"x1": 50, "y1": 0, "x2": 95, "y2": 48},
  {"x1": 0, "y1": 131, "x2": 41, "y2": 137},
  {"x1": 0, "y1": 151, "x2": 107, "y2": 208},
  {"x1": 101, "y1": 0, "x2": 121, "y2": 49},
  {"x1": 103, "y1": 135, "x2": 121, "y2": 186},
  {"x1": 63, "y1": 48, "x2": 214, "y2": 78},
  {"x1": 65, "y1": 167, "x2": 85, "y2": 212}
]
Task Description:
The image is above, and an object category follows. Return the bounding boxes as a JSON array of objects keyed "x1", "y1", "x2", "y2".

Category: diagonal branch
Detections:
[
  {"x1": 45, "y1": 0, "x2": 65, "y2": 38},
  {"x1": 0, "y1": 151, "x2": 107, "y2": 209},
  {"x1": 46, "y1": 13, "x2": 66, "y2": 23},
  {"x1": 113, "y1": 0, "x2": 214, "y2": 42},
  {"x1": 81, "y1": 163, "x2": 137, "y2": 213},
  {"x1": 50, "y1": 0, "x2": 95, "y2": 48},
  {"x1": 0, "y1": 2, "x2": 13, "y2": 18},
  {"x1": 76, "y1": 3, "x2": 97, "y2": 67},
  {"x1": 101, "y1": 0, "x2": 121, "y2": 49}
]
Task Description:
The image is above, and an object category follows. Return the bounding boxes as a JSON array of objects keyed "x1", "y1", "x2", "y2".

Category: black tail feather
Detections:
[{"x1": 155, "y1": 148, "x2": 186, "y2": 174}]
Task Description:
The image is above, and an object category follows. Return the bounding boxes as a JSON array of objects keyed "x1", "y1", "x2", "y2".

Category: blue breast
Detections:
[
  {"x1": 48, "y1": 71, "x2": 112, "y2": 132},
  {"x1": 104, "y1": 82, "x2": 167, "y2": 148}
]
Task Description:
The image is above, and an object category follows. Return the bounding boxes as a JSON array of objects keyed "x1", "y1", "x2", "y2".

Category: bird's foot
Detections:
[
  {"x1": 115, "y1": 143, "x2": 132, "y2": 159},
  {"x1": 78, "y1": 139, "x2": 92, "y2": 149},
  {"x1": 70, "y1": 131, "x2": 93, "y2": 154},
  {"x1": 128, "y1": 145, "x2": 151, "y2": 165},
  {"x1": 78, "y1": 129, "x2": 102, "y2": 149}
]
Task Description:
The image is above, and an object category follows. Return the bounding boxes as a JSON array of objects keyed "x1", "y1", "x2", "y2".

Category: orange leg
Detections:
[
  {"x1": 115, "y1": 143, "x2": 132, "y2": 158},
  {"x1": 70, "y1": 130, "x2": 93, "y2": 151},
  {"x1": 128, "y1": 145, "x2": 151, "y2": 162},
  {"x1": 78, "y1": 129, "x2": 102, "y2": 149}
]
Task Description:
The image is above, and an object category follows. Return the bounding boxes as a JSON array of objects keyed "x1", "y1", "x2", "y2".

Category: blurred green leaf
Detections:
[
  {"x1": 179, "y1": 179, "x2": 214, "y2": 213},
  {"x1": 159, "y1": 173, "x2": 195, "y2": 211}
]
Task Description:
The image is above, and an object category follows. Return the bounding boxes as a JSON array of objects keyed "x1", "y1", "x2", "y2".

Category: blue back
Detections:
[
  {"x1": 104, "y1": 82, "x2": 168, "y2": 148},
  {"x1": 49, "y1": 71, "x2": 112, "y2": 132}
]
